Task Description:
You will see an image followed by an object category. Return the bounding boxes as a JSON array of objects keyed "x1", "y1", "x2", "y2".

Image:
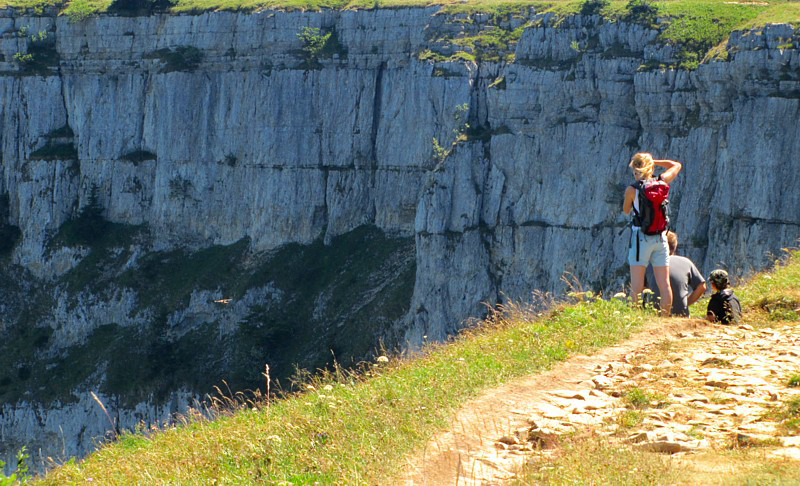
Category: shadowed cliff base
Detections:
[{"x1": 1, "y1": 224, "x2": 415, "y2": 405}]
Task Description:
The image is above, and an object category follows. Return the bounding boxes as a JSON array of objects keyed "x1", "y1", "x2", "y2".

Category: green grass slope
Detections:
[
  {"x1": 25, "y1": 249, "x2": 799, "y2": 484},
  {"x1": 33, "y1": 288, "x2": 651, "y2": 483}
]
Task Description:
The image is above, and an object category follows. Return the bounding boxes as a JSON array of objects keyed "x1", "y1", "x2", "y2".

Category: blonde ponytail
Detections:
[{"x1": 629, "y1": 153, "x2": 654, "y2": 181}]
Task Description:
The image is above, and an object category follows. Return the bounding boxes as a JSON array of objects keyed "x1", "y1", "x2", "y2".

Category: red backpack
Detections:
[{"x1": 631, "y1": 177, "x2": 670, "y2": 235}]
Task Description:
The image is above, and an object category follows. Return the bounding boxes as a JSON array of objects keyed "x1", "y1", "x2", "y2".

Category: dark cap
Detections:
[{"x1": 709, "y1": 269, "x2": 729, "y2": 287}]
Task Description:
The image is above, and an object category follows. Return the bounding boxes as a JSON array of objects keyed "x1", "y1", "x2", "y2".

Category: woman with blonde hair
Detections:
[{"x1": 623, "y1": 153, "x2": 682, "y2": 316}]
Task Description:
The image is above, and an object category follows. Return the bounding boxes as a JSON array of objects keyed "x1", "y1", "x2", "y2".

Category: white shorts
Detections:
[{"x1": 628, "y1": 229, "x2": 669, "y2": 267}]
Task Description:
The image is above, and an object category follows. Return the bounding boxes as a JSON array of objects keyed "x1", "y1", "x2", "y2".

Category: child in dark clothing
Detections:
[{"x1": 706, "y1": 269, "x2": 742, "y2": 324}]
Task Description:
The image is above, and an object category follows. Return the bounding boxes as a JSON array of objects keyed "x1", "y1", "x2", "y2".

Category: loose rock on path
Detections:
[{"x1": 401, "y1": 318, "x2": 800, "y2": 485}]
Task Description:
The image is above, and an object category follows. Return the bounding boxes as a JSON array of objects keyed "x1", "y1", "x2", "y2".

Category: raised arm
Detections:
[
  {"x1": 623, "y1": 186, "x2": 636, "y2": 215},
  {"x1": 655, "y1": 159, "x2": 682, "y2": 184}
]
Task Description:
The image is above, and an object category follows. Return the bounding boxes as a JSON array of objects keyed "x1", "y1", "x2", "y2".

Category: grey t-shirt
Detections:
[{"x1": 646, "y1": 255, "x2": 705, "y2": 317}]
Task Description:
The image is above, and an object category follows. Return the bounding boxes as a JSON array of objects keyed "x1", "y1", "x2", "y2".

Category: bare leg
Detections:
[
  {"x1": 653, "y1": 265, "x2": 672, "y2": 317},
  {"x1": 630, "y1": 265, "x2": 646, "y2": 304}
]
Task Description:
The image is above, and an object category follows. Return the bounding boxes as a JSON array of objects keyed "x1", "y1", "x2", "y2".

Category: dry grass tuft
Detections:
[{"x1": 513, "y1": 437, "x2": 678, "y2": 485}]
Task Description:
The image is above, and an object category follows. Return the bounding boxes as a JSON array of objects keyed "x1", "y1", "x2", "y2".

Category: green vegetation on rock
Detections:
[
  {"x1": 0, "y1": 0, "x2": 796, "y2": 26},
  {"x1": 765, "y1": 396, "x2": 800, "y2": 434},
  {"x1": 12, "y1": 28, "x2": 60, "y2": 75},
  {"x1": 29, "y1": 143, "x2": 76, "y2": 160},
  {"x1": 0, "y1": 0, "x2": 795, "y2": 72},
  {"x1": 63, "y1": 0, "x2": 112, "y2": 21},
  {"x1": 148, "y1": 45, "x2": 204, "y2": 72},
  {"x1": 623, "y1": 387, "x2": 665, "y2": 409},
  {"x1": 120, "y1": 149, "x2": 157, "y2": 163},
  {"x1": 658, "y1": 0, "x2": 763, "y2": 69},
  {"x1": 295, "y1": 26, "x2": 347, "y2": 68},
  {"x1": 0, "y1": 447, "x2": 31, "y2": 485},
  {"x1": 0, "y1": 224, "x2": 21, "y2": 255},
  {"x1": 737, "y1": 247, "x2": 800, "y2": 322},
  {"x1": 50, "y1": 188, "x2": 113, "y2": 249},
  {"x1": 0, "y1": 304, "x2": 56, "y2": 403},
  {"x1": 451, "y1": 25, "x2": 526, "y2": 62}
]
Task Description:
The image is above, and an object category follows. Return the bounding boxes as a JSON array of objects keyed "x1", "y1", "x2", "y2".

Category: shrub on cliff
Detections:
[
  {"x1": 58, "y1": 187, "x2": 109, "y2": 247},
  {"x1": 298, "y1": 27, "x2": 330, "y2": 61},
  {"x1": 0, "y1": 195, "x2": 20, "y2": 255},
  {"x1": 151, "y1": 46, "x2": 203, "y2": 73},
  {"x1": 624, "y1": 0, "x2": 658, "y2": 25},
  {"x1": 109, "y1": 0, "x2": 175, "y2": 14},
  {"x1": 0, "y1": 447, "x2": 30, "y2": 484},
  {"x1": 0, "y1": 224, "x2": 21, "y2": 255},
  {"x1": 580, "y1": 0, "x2": 608, "y2": 16},
  {"x1": 296, "y1": 27, "x2": 347, "y2": 69}
]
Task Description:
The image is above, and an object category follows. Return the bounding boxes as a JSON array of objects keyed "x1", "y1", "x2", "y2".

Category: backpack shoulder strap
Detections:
[
  {"x1": 630, "y1": 180, "x2": 643, "y2": 216},
  {"x1": 732, "y1": 295, "x2": 742, "y2": 313}
]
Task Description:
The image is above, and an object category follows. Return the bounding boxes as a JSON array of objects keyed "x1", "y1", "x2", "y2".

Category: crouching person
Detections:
[{"x1": 706, "y1": 269, "x2": 742, "y2": 324}]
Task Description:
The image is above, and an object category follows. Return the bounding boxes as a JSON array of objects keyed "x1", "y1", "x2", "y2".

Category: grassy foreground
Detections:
[
  {"x1": 32, "y1": 290, "x2": 654, "y2": 483},
  {"x1": 737, "y1": 248, "x2": 800, "y2": 322},
  {"x1": 16, "y1": 248, "x2": 800, "y2": 484}
]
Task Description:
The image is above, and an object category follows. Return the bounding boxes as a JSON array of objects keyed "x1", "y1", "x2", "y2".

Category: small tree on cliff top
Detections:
[{"x1": 297, "y1": 27, "x2": 332, "y2": 66}]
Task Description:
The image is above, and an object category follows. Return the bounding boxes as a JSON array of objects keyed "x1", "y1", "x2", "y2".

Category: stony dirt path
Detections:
[{"x1": 401, "y1": 318, "x2": 800, "y2": 485}]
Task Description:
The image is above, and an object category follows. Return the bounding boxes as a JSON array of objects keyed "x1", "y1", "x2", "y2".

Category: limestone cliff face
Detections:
[
  {"x1": 1, "y1": 7, "x2": 799, "y2": 471},
  {"x1": 411, "y1": 18, "x2": 800, "y2": 341}
]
